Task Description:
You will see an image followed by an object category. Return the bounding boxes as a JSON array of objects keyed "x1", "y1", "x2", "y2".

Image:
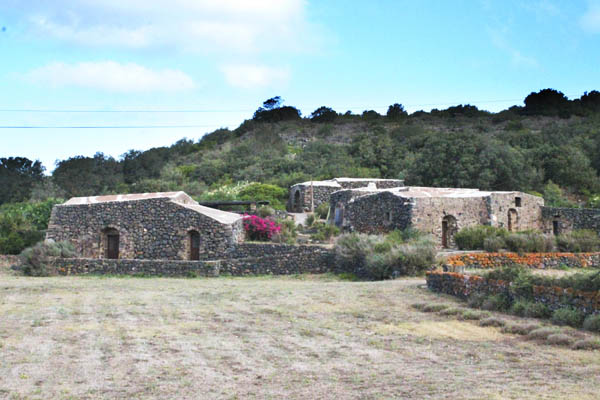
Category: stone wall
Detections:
[
  {"x1": 48, "y1": 244, "x2": 337, "y2": 277},
  {"x1": 288, "y1": 185, "x2": 340, "y2": 212},
  {"x1": 488, "y1": 193, "x2": 543, "y2": 232},
  {"x1": 426, "y1": 270, "x2": 600, "y2": 316},
  {"x1": 344, "y1": 191, "x2": 412, "y2": 233},
  {"x1": 0, "y1": 255, "x2": 19, "y2": 268},
  {"x1": 444, "y1": 252, "x2": 600, "y2": 270},
  {"x1": 46, "y1": 198, "x2": 244, "y2": 260},
  {"x1": 541, "y1": 207, "x2": 600, "y2": 235},
  {"x1": 411, "y1": 196, "x2": 489, "y2": 247}
]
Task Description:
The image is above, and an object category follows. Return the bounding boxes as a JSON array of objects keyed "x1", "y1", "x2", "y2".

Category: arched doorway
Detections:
[
  {"x1": 102, "y1": 228, "x2": 119, "y2": 259},
  {"x1": 188, "y1": 230, "x2": 200, "y2": 260},
  {"x1": 508, "y1": 209, "x2": 518, "y2": 232},
  {"x1": 442, "y1": 215, "x2": 458, "y2": 248},
  {"x1": 293, "y1": 190, "x2": 301, "y2": 212}
]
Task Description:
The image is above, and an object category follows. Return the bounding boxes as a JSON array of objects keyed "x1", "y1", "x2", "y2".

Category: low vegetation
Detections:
[
  {"x1": 335, "y1": 229, "x2": 436, "y2": 280},
  {"x1": 19, "y1": 240, "x2": 76, "y2": 276},
  {"x1": 455, "y1": 225, "x2": 600, "y2": 253}
]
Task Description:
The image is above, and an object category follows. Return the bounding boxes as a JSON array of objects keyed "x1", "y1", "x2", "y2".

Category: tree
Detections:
[
  {"x1": 310, "y1": 106, "x2": 337, "y2": 123},
  {"x1": 53, "y1": 153, "x2": 123, "y2": 197},
  {"x1": 0, "y1": 157, "x2": 45, "y2": 205},
  {"x1": 386, "y1": 103, "x2": 408, "y2": 120},
  {"x1": 262, "y1": 96, "x2": 282, "y2": 110},
  {"x1": 523, "y1": 89, "x2": 571, "y2": 117}
]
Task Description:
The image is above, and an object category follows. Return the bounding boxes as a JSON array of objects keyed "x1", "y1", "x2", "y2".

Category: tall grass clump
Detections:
[
  {"x1": 504, "y1": 231, "x2": 555, "y2": 253},
  {"x1": 454, "y1": 225, "x2": 507, "y2": 250},
  {"x1": 556, "y1": 230, "x2": 600, "y2": 252},
  {"x1": 20, "y1": 240, "x2": 76, "y2": 277},
  {"x1": 335, "y1": 230, "x2": 435, "y2": 280}
]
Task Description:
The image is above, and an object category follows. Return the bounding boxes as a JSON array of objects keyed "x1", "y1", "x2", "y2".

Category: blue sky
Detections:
[{"x1": 1, "y1": 0, "x2": 599, "y2": 171}]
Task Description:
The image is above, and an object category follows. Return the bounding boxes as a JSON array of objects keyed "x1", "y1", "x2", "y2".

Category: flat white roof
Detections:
[{"x1": 62, "y1": 191, "x2": 241, "y2": 225}]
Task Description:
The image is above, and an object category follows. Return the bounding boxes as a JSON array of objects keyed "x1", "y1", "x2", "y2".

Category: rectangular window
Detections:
[{"x1": 515, "y1": 197, "x2": 522, "y2": 207}]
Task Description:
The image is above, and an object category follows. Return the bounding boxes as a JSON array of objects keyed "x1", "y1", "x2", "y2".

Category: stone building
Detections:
[
  {"x1": 287, "y1": 178, "x2": 403, "y2": 212},
  {"x1": 46, "y1": 192, "x2": 244, "y2": 260},
  {"x1": 541, "y1": 207, "x2": 600, "y2": 236},
  {"x1": 327, "y1": 186, "x2": 543, "y2": 248}
]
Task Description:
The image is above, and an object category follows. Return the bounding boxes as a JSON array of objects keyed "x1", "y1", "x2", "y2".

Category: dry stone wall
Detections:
[
  {"x1": 541, "y1": 207, "x2": 600, "y2": 235},
  {"x1": 48, "y1": 244, "x2": 338, "y2": 277},
  {"x1": 426, "y1": 271, "x2": 600, "y2": 316},
  {"x1": 46, "y1": 198, "x2": 244, "y2": 260},
  {"x1": 444, "y1": 252, "x2": 600, "y2": 270},
  {"x1": 344, "y1": 191, "x2": 412, "y2": 233}
]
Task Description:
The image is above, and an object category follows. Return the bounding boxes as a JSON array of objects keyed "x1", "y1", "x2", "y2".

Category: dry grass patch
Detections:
[{"x1": 0, "y1": 271, "x2": 599, "y2": 399}]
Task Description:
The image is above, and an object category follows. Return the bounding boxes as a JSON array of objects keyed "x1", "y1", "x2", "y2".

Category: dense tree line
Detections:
[{"x1": 2, "y1": 88, "x2": 600, "y2": 208}]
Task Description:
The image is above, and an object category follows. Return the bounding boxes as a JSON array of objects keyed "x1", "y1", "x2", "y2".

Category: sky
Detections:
[{"x1": 1, "y1": 0, "x2": 599, "y2": 172}]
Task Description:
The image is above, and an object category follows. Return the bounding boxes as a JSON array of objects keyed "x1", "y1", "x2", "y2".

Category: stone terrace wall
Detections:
[
  {"x1": 445, "y1": 252, "x2": 600, "y2": 270},
  {"x1": 426, "y1": 271, "x2": 600, "y2": 315},
  {"x1": 50, "y1": 244, "x2": 338, "y2": 277},
  {"x1": 541, "y1": 207, "x2": 600, "y2": 235}
]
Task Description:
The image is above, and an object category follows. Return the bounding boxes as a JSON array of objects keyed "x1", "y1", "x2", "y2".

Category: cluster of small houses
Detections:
[{"x1": 46, "y1": 178, "x2": 599, "y2": 261}]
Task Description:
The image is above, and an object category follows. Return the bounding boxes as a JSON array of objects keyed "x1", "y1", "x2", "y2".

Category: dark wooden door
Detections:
[
  {"x1": 107, "y1": 234, "x2": 119, "y2": 259},
  {"x1": 190, "y1": 231, "x2": 200, "y2": 260}
]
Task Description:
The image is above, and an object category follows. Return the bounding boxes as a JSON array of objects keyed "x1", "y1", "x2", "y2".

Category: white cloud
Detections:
[
  {"x1": 581, "y1": 1, "x2": 600, "y2": 33},
  {"x1": 5, "y1": 0, "x2": 313, "y2": 54},
  {"x1": 27, "y1": 61, "x2": 196, "y2": 92},
  {"x1": 488, "y1": 28, "x2": 539, "y2": 69},
  {"x1": 221, "y1": 64, "x2": 290, "y2": 89}
]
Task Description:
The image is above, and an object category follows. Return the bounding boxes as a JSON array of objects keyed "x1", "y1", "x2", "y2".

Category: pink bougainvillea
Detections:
[{"x1": 242, "y1": 214, "x2": 281, "y2": 241}]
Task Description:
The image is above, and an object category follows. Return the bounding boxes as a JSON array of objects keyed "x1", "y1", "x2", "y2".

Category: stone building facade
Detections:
[
  {"x1": 326, "y1": 186, "x2": 543, "y2": 248},
  {"x1": 287, "y1": 178, "x2": 403, "y2": 212},
  {"x1": 46, "y1": 192, "x2": 244, "y2": 260}
]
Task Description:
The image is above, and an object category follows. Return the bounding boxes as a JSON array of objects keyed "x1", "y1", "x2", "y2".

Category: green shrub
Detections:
[
  {"x1": 422, "y1": 304, "x2": 448, "y2": 313},
  {"x1": 306, "y1": 214, "x2": 316, "y2": 227},
  {"x1": 257, "y1": 206, "x2": 275, "y2": 218},
  {"x1": 460, "y1": 310, "x2": 487, "y2": 320},
  {"x1": 20, "y1": 240, "x2": 76, "y2": 277},
  {"x1": 439, "y1": 307, "x2": 462, "y2": 316},
  {"x1": 583, "y1": 314, "x2": 600, "y2": 333},
  {"x1": 483, "y1": 236, "x2": 505, "y2": 252},
  {"x1": 556, "y1": 230, "x2": 600, "y2": 252},
  {"x1": 310, "y1": 223, "x2": 340, "y2": 242},
  {"x1": 481, "y1": 293, "x2": 512, "y2": 311},
  {"x1": 315, "y1": 202, "x2": 329, "y2": 219},
  {"x1": 511, "y1": 300, "x2": 551, "y2": 318},
  {"x1": 454, "y1": 225, "x2": 507, "y2": 250},
  {"x1": 238, "y1": 183, "x2": 288, "y2": 210},
  {"x1": 467, "y1": 292, "x2": 487, "y2": 308},
  {"x1": 551, "y1": 307, "x2": 585, "y2": 327},
  {"x1": 334, "y1": 231, "x2": 435, "y2": 280},
  {"x1": 504, "y1": 232, "x2": 554, "y2": 253},
  {"x1": 272, "y1": 219, "x2": 297, "y2": 244}
]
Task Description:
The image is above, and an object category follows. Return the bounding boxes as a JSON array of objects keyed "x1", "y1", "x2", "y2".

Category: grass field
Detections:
[{"x1": 1, "y1": 266, "x2": 599, "y2": 399}]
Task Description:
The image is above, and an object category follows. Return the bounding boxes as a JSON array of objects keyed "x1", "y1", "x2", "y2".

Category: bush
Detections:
[
  {"x1": 242, "y1": 214, "x2": 281, "y2": 241},
  {"x1": 305, "y1": 214, "x2": 316, "y2": 227},
  {"x1": 481, "y1": 293, "x2": 512, "y2": 311},
  {"x1": 501, "y1": 323, "x2": 540, "y2": 335},
  {"x1": 504, "y1": 232, "x2": 555, "y2": 253},
  {"x1": 238, "y1": 183, "x2": 288, "y2": 210},
  {"x1": 527, "y1": 327, "x2": 559, "y2": 340},
  {"x1": 315, "y1": 202, "x2": 329, "y2": 220},
  {"x1": 20, "y1": 240, "x2": 76, "y2": 276},
  {"x1": 271, "y1": 219, "x2": 297, "y2": 244},
  {"x1": 467, "y1": 292, "x2": 487, "y2": 308},
  {"x1": 256, "y1": 206, "x2": 275, "y2": 218},
  {"x1": 551, "y1": 307, "x2": 585, "y2": 327},
  {"x1": 422, "y1": 304, "x2": 448, "y2": 313},
  {"x1": 583, "y1": 314, "x2": 600, "y2": 333},
  {"x1": 572, "y1": 338, "x2": 600, "y2": 350},
  {"x1": 454, "y1": 225, "x2": 507, "y2": 250},
  {"x1": 310, "y1": 222, "x2": 340, "y2": 243},
  {"x1": 556, "y1": 230, "x2": 600, "y2": 252},
  {"x1": 479, "y1": 317, "x2": 506, "y2": 327},
  {"x1": 546, "y1": 333, "x2": 573, "y2": 346},
  {"x1": 511, "y1": 300, "x2": 551, "y2": 318},
  {"x1": 334, "y1": 230, "x2": 436, "y2": 280},
  {"x1": 483, "y1": 236, "x2": 505, "y2": 252}
]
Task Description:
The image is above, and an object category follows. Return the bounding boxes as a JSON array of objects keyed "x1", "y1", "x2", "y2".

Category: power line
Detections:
[{"x1": 0, "y1": 124, "x2": 220, "y2": 129}]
